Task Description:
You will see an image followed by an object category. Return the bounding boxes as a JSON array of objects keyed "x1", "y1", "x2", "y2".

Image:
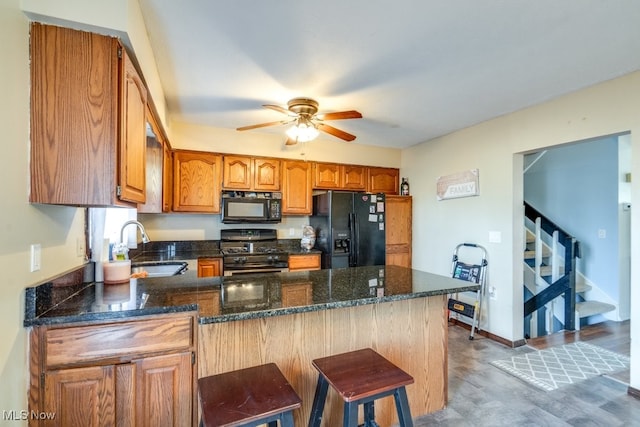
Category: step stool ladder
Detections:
[{"x1": 448, "y1": 243, "x2": 488, "y2": 340}]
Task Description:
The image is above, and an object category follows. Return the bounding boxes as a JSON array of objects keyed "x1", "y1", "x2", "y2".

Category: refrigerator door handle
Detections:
[{"x1": 350, "y1": 212, "x2": 359, "y2": 267}]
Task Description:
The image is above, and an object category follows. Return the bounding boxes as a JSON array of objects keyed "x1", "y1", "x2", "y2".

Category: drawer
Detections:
[
  {"x1": 288, "y1": 254, "x2": 321, "y2": 271},
  {"x1": 44, "y1": 314, "x2": 195, "y2": 369}
]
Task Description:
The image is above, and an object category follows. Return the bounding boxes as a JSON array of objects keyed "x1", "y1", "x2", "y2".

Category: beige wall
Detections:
[{"x1": 402, "y1": 71, "x2": 640, "y2": 389}]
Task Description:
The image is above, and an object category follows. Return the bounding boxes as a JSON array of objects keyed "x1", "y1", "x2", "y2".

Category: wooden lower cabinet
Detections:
[
  {"x1": 135, "y1": 352, "x2": 193, "y2": 427},
  {"x1": 281, "y1": 282, "x2": 312, "y2": 307},
  {"x1": 197, "y1": 258, "x2": 222, "y2": 277},
  {"x1": 287, "y1": 253, "x2": 321, "y2": 271},
  {"x1": 44, "y1": 365, "x2": 115, "y2": 426},
  {"x1": 29, "y1": 312, "x2": 197, "y2": 426}
]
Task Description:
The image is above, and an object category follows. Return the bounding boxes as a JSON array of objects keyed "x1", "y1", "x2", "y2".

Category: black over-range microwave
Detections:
[{"x1": 221, "y1": 192, "x2": 282, "y2": 223}]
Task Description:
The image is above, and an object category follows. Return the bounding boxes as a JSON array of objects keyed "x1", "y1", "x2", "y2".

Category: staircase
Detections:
[{"x1": 523, "y1": 203, "x2": 616, "y2": 339}]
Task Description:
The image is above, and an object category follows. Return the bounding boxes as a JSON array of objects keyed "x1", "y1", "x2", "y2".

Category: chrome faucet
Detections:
[{"x1": 120, "y1": 220, "x2": 151, "y2": 245}]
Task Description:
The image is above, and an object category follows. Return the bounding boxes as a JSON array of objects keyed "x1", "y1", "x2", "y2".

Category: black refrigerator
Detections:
[{"x1": 310, "y1": 191, "x2": 385, "y2": 269}]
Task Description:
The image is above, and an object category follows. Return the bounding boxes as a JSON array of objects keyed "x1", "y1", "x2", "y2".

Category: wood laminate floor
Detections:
[{"x1": 413, "y1": 321, "x2": 639, "y2": 426}]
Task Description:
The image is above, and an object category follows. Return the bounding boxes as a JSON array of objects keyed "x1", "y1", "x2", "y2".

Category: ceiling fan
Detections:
[{"x1": 236, "y1": 97, "x2": 362, "y2": 145}]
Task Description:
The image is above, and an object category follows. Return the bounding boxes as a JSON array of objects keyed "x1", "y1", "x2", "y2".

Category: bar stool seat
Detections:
[
  {"x1": 198, "y1": 363, "x2": 301, "y2": 427},
  {"x1": 308, "y1": 348, "x2": 414, "y2": 427}
]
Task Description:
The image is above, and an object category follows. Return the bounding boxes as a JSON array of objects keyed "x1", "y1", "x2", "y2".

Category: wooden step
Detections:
[
  {"x1": 576, "y1": 301, "x2": 615, "y2": 318},
  {"x1": 538, "y1": 265, "x2": 565, "y2": 277},
  {"x1": 524, "y1": 247, "x2": 550, "y2": 259},
  {"x1": 576, "y1": 282, "x2": 591, "y2": 293}
]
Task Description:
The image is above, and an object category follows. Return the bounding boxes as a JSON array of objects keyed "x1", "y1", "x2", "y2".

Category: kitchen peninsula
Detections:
[{"x1": 25, "y1": 265, "x2": 479, "y2": 426}]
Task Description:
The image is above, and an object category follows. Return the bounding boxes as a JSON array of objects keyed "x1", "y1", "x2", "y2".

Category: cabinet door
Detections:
[
  {"x1": 197, "y1": 258, "x2": 222, "y2": 277},
  {"x1": 223, "y1": 155, "x2": 252, "y2": 190},
  {"x1": 342, "y1": 165, "x2": 367, "y2": 190},
  {"x1": 282, "y1": 160, "x2": 312, "y2": 215},
  {"x1": 44, "y1": 365, "x2": 115, "y2": 427},
  {"x1": 385, "y1": 195, "x2": 412, "y2": 268},
  {"x1": 367, "y1": 167, "x2": 399, "y2": 195},
  {"x1": 313, "y1": 162, "x2": 341, "y2": 189},
  {"x1": 254, "y1": 158, "x2": 281, "y2": 191},
  {"x1": 30, "y1": 23, "x2": 120, "y2": 206},
  {"x1": 118, "y1": 49, "x2": 147, "y2": 203},
  {"x1": 137, "y1": 137, "x2": 163, "y2": 213},
  {"x1": 173, "y1": 151, "x2": 222, "y2": 213},
  {"x1": 135, "y1": 352, "x2": 193, "y2": 427}
]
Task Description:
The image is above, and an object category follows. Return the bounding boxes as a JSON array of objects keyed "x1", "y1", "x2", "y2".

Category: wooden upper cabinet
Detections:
[
  {"x1": 254, "y1": 158, "x2": 281, "y2": 191},
  {"x1": 223, "y1": 155, "x2": 251, "y2": 190},
  {"x1": 282, "y1": 160, "x2": 312, "y2": 215},
  {"x1": 173, "y1": 150, "x2": 222, "y2": 213},
  {"x1": 30, "y1": 23, "x2": 147, "y2": 206},
  {"x1": 118, "y1": 52, "x2": 147, "y2": 203},
  {"x1": 367, "y1": 167, "x2": 400, "y2": 195},
  {"x1": 313, "y1": 162, "x2": 341, "y2": 189},
  {"x1": 223, "y1": 155, "x2": 281, "y2": 191},
  {"x1": 137, "y1": 105, "x2": 164, "y2": 214},
  {"x1": 342, "y1": 165, "x2": 367, "y2": 190},
  {"x1": 313, "y1": 162, "x2": 366, "y2": 191}
]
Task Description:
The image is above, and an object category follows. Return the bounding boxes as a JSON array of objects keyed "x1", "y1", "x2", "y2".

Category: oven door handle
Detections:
[{"x1": 224, "y1": 268, "x2": 289, "y2": 276}]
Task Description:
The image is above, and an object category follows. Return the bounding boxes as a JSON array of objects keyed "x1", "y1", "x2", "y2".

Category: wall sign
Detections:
[{"x1": 436, "y1": 169, "x2": 479, "y2": 200}]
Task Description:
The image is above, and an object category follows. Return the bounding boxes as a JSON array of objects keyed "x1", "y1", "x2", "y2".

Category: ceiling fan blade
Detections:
[
  {"x1": 285, "y1": 137, "x2": 298, "y2": 146},
  {"x1": 316, "y1": 123, "x2": 357, "y2": 142},
  {"x1": 317, "y1": 110, "x2": 362, "y2": 120},
  {"x1": 263, "y1": 104, "x2": 295, "y2": 116},
  {"x1": 236, "y1": 120, "x2": 290, "y2": 131}
]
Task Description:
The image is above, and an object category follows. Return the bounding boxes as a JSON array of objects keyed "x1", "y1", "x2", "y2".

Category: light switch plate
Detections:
[{"x1": 30, "y1": 243, "x2": 41, "y2": 272}]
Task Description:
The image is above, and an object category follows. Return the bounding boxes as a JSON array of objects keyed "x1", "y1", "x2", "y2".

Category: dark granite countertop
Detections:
[{"x1": 24, "y1": 265, "x2": 479, "y2": 327}]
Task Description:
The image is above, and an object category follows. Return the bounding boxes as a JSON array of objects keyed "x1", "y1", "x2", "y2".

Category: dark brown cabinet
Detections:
[{"x1": 30, "y1": 23, "x2": 147, "y2": 206}]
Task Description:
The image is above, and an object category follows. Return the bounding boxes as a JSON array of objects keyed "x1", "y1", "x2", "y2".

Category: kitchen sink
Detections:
[{"x1": 131, "y1": 261, "x2": 188, "y2": 278}]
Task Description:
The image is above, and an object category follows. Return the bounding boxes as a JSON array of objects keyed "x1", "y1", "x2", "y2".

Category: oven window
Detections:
[{"x1": 227, "y1": 201, "x2": 265, "y2": 218}]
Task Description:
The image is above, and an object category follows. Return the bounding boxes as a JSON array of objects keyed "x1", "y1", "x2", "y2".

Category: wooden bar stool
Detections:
[
  {"x1": 198, "y1": 363, "x2": 301, "y2": 427},
  {"x1": 308, "y1": 348, "x2": 414, "y2": 427}
]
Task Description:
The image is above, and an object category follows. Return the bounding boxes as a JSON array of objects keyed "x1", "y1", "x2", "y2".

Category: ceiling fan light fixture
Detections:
[{"x1": 286, "y1": 120, "x2": 319, "y2": 142}]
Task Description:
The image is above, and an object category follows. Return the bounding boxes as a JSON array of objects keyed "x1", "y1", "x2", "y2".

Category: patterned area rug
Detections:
[{"x1": 490, "y1": 341, "x2": 630, "y2": 391}]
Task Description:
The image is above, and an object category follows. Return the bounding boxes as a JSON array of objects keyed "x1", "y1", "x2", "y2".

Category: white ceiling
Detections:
[{"x1": 137, "y1": 0, "x2": 640, "y2": 149}]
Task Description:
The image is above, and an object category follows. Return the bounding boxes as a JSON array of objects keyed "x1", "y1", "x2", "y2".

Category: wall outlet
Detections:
[
  {"x1": 30, "y1": 243, "x2": 41, "y2": 272},
  {"x1": 489, "y1": 286, "x2": 497, "y2": 300},
  {"x1": 289, "y1": 228, "x2": 295, "y2": 237}
]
